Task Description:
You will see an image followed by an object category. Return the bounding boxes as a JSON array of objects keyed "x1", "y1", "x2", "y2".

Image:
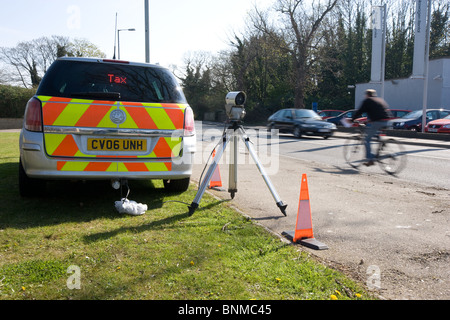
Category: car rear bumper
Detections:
[{"x1": 20, "y1": 129, "x2": 195, "y2": 180}]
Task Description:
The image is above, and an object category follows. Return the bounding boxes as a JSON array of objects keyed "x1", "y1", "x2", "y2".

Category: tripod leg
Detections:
[
  {"x1": 188, "y1": 134, "x2": 231, "y2": 216},
  {"x1": 228, "y1": 132, "x2": 238, "y2": 199},
  {"x1": 239, "y1": 128, "x2": 287, "y2": 216}
]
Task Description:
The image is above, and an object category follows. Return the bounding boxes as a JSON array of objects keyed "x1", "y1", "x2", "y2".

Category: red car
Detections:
[
  {"x1": 425, "y1": 115, "x2": 450, "y2": 133},
  {"x1": 354, "y1": 109, "x2": 412, "y2": 125},
  {"x1": 318, "y1": 110, "x2": 343, "y2": 119}
]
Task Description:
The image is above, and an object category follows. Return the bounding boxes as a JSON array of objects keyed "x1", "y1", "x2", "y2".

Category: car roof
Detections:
[{"x1": 57, "y1": 56, "x2": 166, "y2": 70}]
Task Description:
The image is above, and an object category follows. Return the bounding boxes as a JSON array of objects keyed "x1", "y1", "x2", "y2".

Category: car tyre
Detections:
[
  {"x1": 19, "y1": 157, "x2": 46, "y2": 197},
  {"x1": 163, "y1": 177, "x2": 190, "y2": 192}
]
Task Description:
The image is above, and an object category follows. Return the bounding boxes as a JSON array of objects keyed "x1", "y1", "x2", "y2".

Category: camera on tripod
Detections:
[
  {"x1": 225, "y1": 91, "x2": 246, "y2": 121},
  {"x1": 188, "y1": 90, "x2": 287, "y2": 217}
]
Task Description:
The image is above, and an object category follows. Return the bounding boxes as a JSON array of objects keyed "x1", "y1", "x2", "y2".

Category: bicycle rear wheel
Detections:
[
  {"x1": 343, "y1": 137, "x2": 365, "y2": 168},
  {"x1": 377, "y1": 139, "x2": 407, "y2": 175}
]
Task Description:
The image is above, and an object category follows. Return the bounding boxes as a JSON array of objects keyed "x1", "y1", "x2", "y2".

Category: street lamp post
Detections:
[
  {"x1": 117, "y1": 28, "x2": 136, "y2": 60},
  {"x1": 145, "y1": 0, "x2": 150, "y2": 63}
]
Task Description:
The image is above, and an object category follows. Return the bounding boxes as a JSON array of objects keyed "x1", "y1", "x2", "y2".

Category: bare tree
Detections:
[
  {"x1": 250, "y1": 0, "x2": 338, "y2": 108},
  {"x1": 0, "y1": 41, "x2": 40, "y2": 88},
  {"x1": 68, "y1": 38, "x2": 107, "y2": 58},
  {"x1": 0, "y1": 36, "x2": 105, "y2": 88},
  {"x1": 276, "y1": 0, "x2": 339, "y2": 108}
]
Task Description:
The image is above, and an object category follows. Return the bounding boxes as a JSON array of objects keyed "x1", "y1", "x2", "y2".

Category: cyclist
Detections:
[{"x1": 351, "y1": 89, "x2": 392, "y2": 166}]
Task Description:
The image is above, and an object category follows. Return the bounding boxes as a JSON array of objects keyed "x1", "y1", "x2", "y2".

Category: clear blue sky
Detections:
[{"x1": 0, "y1": 0, "x2": 273, "y2": 68}]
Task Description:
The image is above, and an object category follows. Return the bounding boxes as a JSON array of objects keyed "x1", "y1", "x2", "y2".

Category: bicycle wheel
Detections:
[
  {"x1": 343, "y1": 137, "x2": 365, "y2": 168},
  {"x1": 377, "y1": 139, "x2": 407, "y2": 175}
]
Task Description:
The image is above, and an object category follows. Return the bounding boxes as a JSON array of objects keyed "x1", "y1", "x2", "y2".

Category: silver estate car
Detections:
[{"x1": 19, "y1": 57, "x2": 196, "y2": 196}]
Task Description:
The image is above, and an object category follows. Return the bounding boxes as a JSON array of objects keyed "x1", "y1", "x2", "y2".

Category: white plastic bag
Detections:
[{"x1": 115, "y1": 198, "x2": 148, "y2": 216}]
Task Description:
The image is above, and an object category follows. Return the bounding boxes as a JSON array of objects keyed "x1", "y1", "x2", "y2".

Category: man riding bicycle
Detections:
[{"x1": 351, "y1": 89, "x2": 392, "y2": 166}]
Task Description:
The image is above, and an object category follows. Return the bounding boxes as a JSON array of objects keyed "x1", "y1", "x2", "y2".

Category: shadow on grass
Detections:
[
  {"x1": 82, "y1": 198, "x2": 229, "y2": 243},
  {"x1": 0, "y1": 162, "x2": 188, "y2": 230}
]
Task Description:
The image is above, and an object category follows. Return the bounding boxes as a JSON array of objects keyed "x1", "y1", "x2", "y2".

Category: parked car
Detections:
[
  {"x1": 19, "y1": 57, "x2": 196, "y2": 196},
  {"x1": 267, "y1": 108, "x2": 337, "y2": 139},
  {"x1": 425, "y1": 114, "x2": 450, "y2": 133},
  {"x1": 390, "y1": 109, "x2": 450, "y2": 131},
  {"x1": 317, "y1": 109, "x2": 343, "y2": 119},
  {"x1": 326, "y1": 109, "x2": 367, "y2": 126},
  {"x1": 354, "y1": 109, "x2": 412, "y2": 125},
  {"x1": 390, "y1": 109, "x2": 412, "y2": 118}
]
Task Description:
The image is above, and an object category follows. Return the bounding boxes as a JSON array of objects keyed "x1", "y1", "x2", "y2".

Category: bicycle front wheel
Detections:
[
  {"x1": 343, "y1": 137, "x2": 365, "y2": 169},
  {"x1": 377, "y1": 139, "x2": 407, "y2": 175}
]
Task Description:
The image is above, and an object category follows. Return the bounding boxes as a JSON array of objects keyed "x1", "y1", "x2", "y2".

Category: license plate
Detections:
[
  {"x1": 87, "y1": 138, "x2": 147, "y2": 151},
  {"x1": 318, "y1": 129, "x2": 330, "y2": 132},
  {"x1": 428, "y1": 128, "x2": 438, "y2": 132}
]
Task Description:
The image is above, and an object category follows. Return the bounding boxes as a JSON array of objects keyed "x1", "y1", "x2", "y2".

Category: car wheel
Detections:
[
  {"x1": 19, "y1": 157, "x2": 46, "y2": 197},
  {"x1": 163, "y1": 177, "x2": 190, "y2": 192},
  {"x1": 293, "y1": 126, "x2": 302, "y2": 138}
]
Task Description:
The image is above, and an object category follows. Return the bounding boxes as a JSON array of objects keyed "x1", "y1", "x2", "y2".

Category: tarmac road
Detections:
[{"x1": 191, "y1": 122, "x2": 450, "y2": 300}]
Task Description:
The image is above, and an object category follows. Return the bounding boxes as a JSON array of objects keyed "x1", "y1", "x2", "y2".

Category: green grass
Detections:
[{"x1": 0, "y1": 132, "x2": 372, "y2": 300}]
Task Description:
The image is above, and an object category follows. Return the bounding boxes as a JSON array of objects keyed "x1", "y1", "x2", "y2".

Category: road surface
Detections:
[{"x1": 191, "y1": 122, "x2": 450, "y2": 300}]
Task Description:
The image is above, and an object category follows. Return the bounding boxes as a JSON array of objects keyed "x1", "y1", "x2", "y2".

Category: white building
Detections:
[
  {"x1": 355, "y1": 58, "x2": 450, "y2": 110},
  {"x1": 355, "y1": 1, "x2": 449, "y2": 111}
]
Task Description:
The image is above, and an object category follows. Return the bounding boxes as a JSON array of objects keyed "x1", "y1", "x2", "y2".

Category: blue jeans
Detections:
[{"x1": 364, "y1": 121, "x2": 388, "y2": 160}]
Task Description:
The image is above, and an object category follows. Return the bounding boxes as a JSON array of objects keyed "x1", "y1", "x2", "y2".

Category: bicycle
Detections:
[{"x1": 343, "y1": 123, "x2": 407, "y2": 175}]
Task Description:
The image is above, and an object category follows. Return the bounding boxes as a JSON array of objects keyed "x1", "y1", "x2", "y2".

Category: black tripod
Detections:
[{"x1": 188, "y1": 121, "x2": 287, "y2": 216}]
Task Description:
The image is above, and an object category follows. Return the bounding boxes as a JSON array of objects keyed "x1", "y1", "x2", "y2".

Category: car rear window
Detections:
[
  {"x1": 293, "y1": 109, "x2": 320, "y2": 119},
  {"x1": 37, "y1": 60, "x2": 187, "y2": 104}
]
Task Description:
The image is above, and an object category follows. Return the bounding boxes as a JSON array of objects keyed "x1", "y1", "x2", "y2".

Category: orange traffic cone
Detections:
[
  {"x1": 293, "y1": 174, "x2": 314, "y2": 242},
  {"x1": 282, "y1": 174, "x2": 328, "y2": 250},
  {"x1": 208, "y1": 150, "x2": 222, "y2": 189}
]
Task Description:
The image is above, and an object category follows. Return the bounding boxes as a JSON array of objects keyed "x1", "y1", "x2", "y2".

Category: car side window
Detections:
[
  {"x1": 426, "y1": 111, "x2": 437, "y2": 120},
  {"x1": 274, "y1": 110, "x2": 282, "y2": 119},
  {"x1": 282, "y1": 110, "x2": 292, "y2": 119},
  {"x1": 440, "y1": 111, "x2": 450, "y2": 118},
  {"x1": 269, "y1": 110, "x2": 280, "y2": 121}
]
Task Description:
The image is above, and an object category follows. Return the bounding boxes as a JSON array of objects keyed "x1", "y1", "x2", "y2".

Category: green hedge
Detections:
[{"x1": 0, "y1": 85, "x2": 36, "y2": 118}]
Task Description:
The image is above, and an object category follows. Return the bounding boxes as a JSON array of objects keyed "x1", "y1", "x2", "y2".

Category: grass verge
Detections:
[{"x1": 0, "y1": 132, "x2": 372, "y2": 300}]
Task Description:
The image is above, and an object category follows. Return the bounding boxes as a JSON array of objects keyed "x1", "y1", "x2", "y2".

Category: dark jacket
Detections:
[{"x1": 352, "y1": 97, "x2": 392, "y2": 122}]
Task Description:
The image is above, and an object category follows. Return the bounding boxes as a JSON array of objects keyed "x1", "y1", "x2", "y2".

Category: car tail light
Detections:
[
  {"x1": 183, "y1": 106, "x2": 195, "y2": 136},
  {"x1": 24, "y1": 97, "x2": 43, "y2": 132},
  {"x1": 102, "y1": 59, "x2": 130, "y2": 64}
]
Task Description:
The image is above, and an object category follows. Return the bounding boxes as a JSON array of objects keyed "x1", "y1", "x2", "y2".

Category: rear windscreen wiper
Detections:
[{"x1": 71, "y1": 92, "x2": 121, "y2": 100}]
